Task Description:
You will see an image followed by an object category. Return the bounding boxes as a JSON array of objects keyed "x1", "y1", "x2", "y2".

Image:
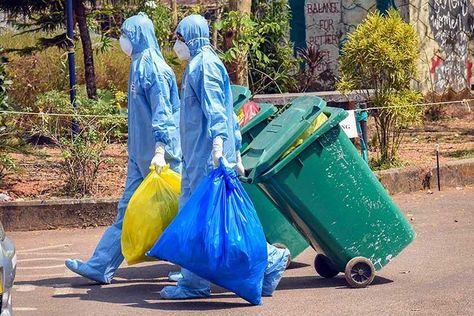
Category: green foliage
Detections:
[
  {"x1": 0, "y1": 32, "x2": 129, "y2": 107},
  {"x1": 0, "y1": 48, "x2": 19, "y2": 181},
  {"x1": 0, "y1": 49, "x2": 12, "y2": 110},
  {"x1": 216, "y1": 2, "x2": 298, "y2": 93},
  {"x1": 445, "y1": 148, "x2": 474, "y2": 159},
  {"x1": 31, "y1": 88, "x2": 127, "y2": 141},
  {"x1": 40, "y1": 114, "x2": 113, "y2": 197},
  {"x1": 296, "y1": 44, "x2": 335, "y2": 92},
  {"x1": 182, "y1": 4, "x2": 206, "y2": 16},
  {"x1": 1, "y1": 33, "x2": 69, "y2": 107},
  {"x1": 250, "y1": 0, "x2": 298, "y2": 94},
  {"x1": 369, "y1": 156, "x2": 404, "y2": 171},
  {"x1": 216, "y1": 11, "x2": 258, "y2": 84},
  {"x1": 0, "y1": 121, "x2": 19, "y2": 182},
  {"x1": 337, "y1": 10, "x2": 423, "y2": 166},
  {"x1": 216, "y1": 11, "x2": 257, "y2": 62},
  {"x1": 0, "y1": 154, "x2": 16, "y2": 182},
  {"x1": 138, "y1": 1, "x2": 173, "y2": 48},
  {"x1": 1, "y1": 0, "x2": 70, "y2": 53},
  {"x1": 33, "y1": 87, "x2": 126, "y2": 196}
]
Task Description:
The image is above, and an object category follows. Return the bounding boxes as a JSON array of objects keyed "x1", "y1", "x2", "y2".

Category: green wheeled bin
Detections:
[
  {"x1": 239, "y1": 102, "x2": 310, "y2": 259},
  {"x1": 242, "y1": 97, "x2": 416, "y2": 288},
  {"x1": 240, "y1": 103, "x2": 277, "y2": 150},
  {"x1": 231, "y1": 85, "x2": 252, "y2": 111}
]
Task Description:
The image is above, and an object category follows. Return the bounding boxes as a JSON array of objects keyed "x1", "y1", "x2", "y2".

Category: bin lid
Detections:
[
  {"x1": 231, "y1": 85, "x2": 252, "y2": 111},
  {"x1": 242, "y1": 96, "x2": 326, "y2": 179},
  {"x1": 241, "y1": 103, "x2": 278, "y2": 134}
]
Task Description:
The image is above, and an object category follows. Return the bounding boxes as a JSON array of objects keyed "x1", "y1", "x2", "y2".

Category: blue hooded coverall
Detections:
[
  {"x1": 160, "y1": 14, "x2": 289, "y2": 300},
  {"x1": 65, "y1": 13, "x2": 181, "y2": 284}
]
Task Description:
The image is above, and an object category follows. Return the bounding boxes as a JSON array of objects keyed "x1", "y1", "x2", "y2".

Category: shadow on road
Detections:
[
  {"x1": 15, "y1": 262, "x2": 394, "y2": 311},
  {"x1": 51, "y1": 281, "x2": 251, "y2": 311},
  {"x1": 287, "y1": 261, "x2": 311, "y2": 269},
  {"x1": 278, "y1": 275, "x2": 393, "y2": 291},
  {"x1": 15, "y1": 263, "x2": 177, "y2": 287}
]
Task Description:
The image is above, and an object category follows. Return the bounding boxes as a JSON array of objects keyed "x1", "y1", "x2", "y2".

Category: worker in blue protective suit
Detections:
[
  {"x1": 64, "y1": 13, "x2": 182, "y2": 284},
  {"x1": 160, "y1": 14, "x2": 289, "y2": 300}
]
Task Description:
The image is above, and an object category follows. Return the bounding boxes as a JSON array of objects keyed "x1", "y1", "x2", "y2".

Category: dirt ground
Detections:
[
  {"x1": 1, "y1": 110, "x2": 473, "y2": 201},
  {"x1": 1, "y1": 144, "x2": 128, "y2": 200},
  {"x1": 374, "y1": 109, "x2": 474, "y2": 168}
]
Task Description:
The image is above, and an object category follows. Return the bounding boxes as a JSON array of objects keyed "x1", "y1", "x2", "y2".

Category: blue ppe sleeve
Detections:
[
  {"x1": 144, "y1": 74, "x2": 174, "y2": 145},
  {"x1": 192, "y1": 62, "x2": 229, "y2": 141}
]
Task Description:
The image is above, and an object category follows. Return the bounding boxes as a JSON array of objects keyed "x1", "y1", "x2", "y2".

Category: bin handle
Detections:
[
  {"x1": 238, "y1": 175, "x2": 252, "y2": 184},
  {"x1": 247, "y1": 168, "x2": 258, "y2": 183}
]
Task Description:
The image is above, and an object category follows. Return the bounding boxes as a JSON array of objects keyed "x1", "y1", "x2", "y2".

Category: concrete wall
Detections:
[
  {"x1": 412, "y1": 0, "x2": 474, "y2": 93},
  {"x1": 291, "y1": 0, "x2": 474, "y2": 93}
]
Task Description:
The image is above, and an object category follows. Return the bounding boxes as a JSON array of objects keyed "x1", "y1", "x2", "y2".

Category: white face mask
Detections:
[
  {"x1": 173, "y1": 40, "x2": 190, "y2": 61},
  {"x1": 119, "y1": 35, "x2": 133, "y2": 57}
]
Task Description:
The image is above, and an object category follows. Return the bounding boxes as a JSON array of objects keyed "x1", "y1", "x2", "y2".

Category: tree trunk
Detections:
[
  {"x1": 212, "y1": 0, "x2": 223, "y2": 47},
  {"x1": 170, "y1": 0, "x2": 178, "y2": 29},
  {"x1": 75, "y1": 0, "x2": 97, "y2": 100},
  {"x1": 229, "y1": 0, "x2": 252, "y2": 11},
  {"x1": 225, "y1": 0, "x2": 251, "y2": 87}
]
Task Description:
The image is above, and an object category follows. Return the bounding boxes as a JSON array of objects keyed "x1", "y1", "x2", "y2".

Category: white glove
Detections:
[
  {"x1": 151, "y1": 142, "x2": 166, "y2": 173},
  {"x1": 212, "y1": 137, "x2": 223, "y2": 167},
  {"x1": 235, "y1": 151, "x2": 245, "y2": 176}
]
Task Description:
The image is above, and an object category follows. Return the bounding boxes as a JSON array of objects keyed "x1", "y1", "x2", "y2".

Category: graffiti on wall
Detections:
[
  {"x1": 429, "y1": 0, "x2": 474, "y2": 92},
  {"x1": 302, "y1": 0, "x2": 409, "y2": 90},
  {"x1": 341, "y1": 0, "x2": 372, "y2": 35},
  {"x1": 305, "y1": 0, "x2": 343, "y2": 88}
]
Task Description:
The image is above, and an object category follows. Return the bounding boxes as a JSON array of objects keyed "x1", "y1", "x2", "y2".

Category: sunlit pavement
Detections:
[{"x1": 9, "y1": 187, "x2": 474, "y2": 315}]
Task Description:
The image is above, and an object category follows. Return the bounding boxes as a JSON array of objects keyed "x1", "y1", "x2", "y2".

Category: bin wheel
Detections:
[
  {"x1": 314, "y1": 254, "x2": 339, "y2": 278},
  {"x1": 344, "y1": 257, "x2": 375, "y2": 288},
  {"x1": 272, "y1": 243, "x2": 292, "y2": 268}
]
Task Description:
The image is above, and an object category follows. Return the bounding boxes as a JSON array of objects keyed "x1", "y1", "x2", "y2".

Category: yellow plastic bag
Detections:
[
  {"x1": 121, "y1": 166, "x2": 181, "y2": 265},
  {"x1": 237, "y1": 108, "x2": 245, "y2": 123},
  {"x1": 281, "y1": 113, "x2": 328, "y2": 159}
]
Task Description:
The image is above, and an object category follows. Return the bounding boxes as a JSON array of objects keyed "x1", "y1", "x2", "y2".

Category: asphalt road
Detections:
[{"x1": 9, "y1": 187, "x2": 474, "y2": 316}]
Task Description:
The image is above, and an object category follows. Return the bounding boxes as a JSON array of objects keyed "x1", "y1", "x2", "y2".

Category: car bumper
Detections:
[{"x1": 0, "y1": 237, "x2": 16, "y2": 315}]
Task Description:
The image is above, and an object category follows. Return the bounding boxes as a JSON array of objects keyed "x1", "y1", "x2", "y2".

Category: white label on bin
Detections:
[{"x1": 339, "y1": 110, "x2": 358, "y2": 138}]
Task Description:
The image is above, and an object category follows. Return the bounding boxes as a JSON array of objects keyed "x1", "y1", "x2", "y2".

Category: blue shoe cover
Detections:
[
  {"x1": 168, "y1": 271, "x2": 183, "y2": 282},
  {"x1": 262, "y1": 246, "x2": 290, "y2": 296},
  {"x1": 160, "y1": 285, "x2": 211, "y2": 300},
  {"x1": 65, "y1": 259, "x2": 110, "y2": 284}
]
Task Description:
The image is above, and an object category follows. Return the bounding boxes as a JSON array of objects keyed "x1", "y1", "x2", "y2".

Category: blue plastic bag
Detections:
[{"x1": 147, "y1": 161, "x2": 267, "y2": 305}]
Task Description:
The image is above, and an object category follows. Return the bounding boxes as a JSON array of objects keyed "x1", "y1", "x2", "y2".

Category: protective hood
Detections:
[
  {"x1": 176, "y1": 14, "x2": 211, "y2": 57},
  {"x1": 121, "y1": 12, "x2": 162, "y2": 57}
]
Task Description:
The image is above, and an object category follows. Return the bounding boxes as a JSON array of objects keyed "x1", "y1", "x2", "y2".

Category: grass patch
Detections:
[
  {"x1": 444, "y1": 148, "x2": 474, "y2": 159},
  {"x1": 369, "y1": 157, "x2": 405, "y2": 171}
]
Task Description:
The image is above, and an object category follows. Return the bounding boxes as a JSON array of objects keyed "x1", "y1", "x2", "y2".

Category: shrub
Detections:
[
  {"x1": 296, "y1": 44, "x2": 335, "y2": 92},
  {"x1": 29, "y1": 88, "x2": 127, "y2": 142},
  {"x1": 1, "y1": 31, "x2": 186, "y2": 109},
  {"x1": 30, "y1": 89, "x2": 125, "y2": 196},
  {"x1": 39, "y1": 114, "x2": 114, "y2": 197},
  {"x1": 337, "y1": 10, "x2": 423, "y2": 166},
  {"x1": 1, "y1": 33, "x2": 68, "y2": 109},
  {"x1": 139, "y1": 1, "x2": 173, "y2": 49},
  {"x1": 0, "y1": 122, "x2": 18, "y2": 182},
  {"x1": 216, "y1": 1, "x2": 298, "y2": 93},
  {"x1": 0, "y1": 46, "x2": 18, "y2": 181},
  {"x1": 250, "y1": 0, "x2": 298, "y2": 94},
  {"x1": 216, "y1": 11, "x2": 257, "y2": 86}
]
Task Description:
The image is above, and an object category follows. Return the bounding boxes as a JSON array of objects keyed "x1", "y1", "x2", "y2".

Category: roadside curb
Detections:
[
  {"x1": 0, "y1": 198, "x2": 118, "y2": 232},
  {"x1": 1, "y1": 158, "x2": 473, "y2": 232},
  {"x1": 375, "y1": 158, "x2": 474, "y2": 195}
]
